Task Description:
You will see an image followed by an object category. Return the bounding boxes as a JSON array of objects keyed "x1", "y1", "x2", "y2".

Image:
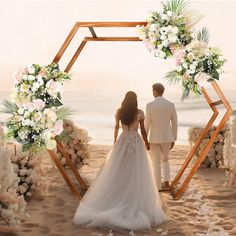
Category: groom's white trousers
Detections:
[{"x1": 150, "y1": 143, "x2": 171, "y2": 190}]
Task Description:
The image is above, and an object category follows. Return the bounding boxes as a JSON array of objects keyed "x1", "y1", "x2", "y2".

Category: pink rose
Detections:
[
  {"x1": 32, "y1": 99, "x2": 45, "y2": 110},
  {"x1": 143, "y1": 39, "x2": 155, "y2": 51},
  {"x1": 46, "y1": 80, "x2": 62, "y2": 97},
  {"x1": 195, "y1": 72, "x2": 210, "y2": 87},
  {"x1": 13, "y1": 67, "x2": 28, "y2": 84},
  {"x1": 54, "y1": 120, "x2": 64, "y2": 135},
  {"x1": 174, "y1": 48, "x2": 186, "y2": 65}
]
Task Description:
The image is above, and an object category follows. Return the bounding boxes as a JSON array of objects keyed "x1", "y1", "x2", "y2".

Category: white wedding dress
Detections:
[{"x1": 73, "y1": 109, "x2": 166, "y2": 230}]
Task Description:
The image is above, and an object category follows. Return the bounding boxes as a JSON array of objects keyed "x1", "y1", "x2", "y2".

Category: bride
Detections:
[{"x1": 73, "y1": 91, "x2": 166, "y2": 230}]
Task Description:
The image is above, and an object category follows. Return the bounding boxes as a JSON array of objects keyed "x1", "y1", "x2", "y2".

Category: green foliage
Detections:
[
  {"x1": 165, "y1": 0, "x2": 188, "y2": 14},
  {"x1": 1, "y1": 99, "x2": 18, "y2": 114},
  {"x1": 56, "y1": 106, "x2": 74, "y2": 120},
  {"x1": 197, "y1": 27, "x2": 210, "y2": 44},
  {"x1": 165, "y1": 70, "x2": 181, "y2": 85}
]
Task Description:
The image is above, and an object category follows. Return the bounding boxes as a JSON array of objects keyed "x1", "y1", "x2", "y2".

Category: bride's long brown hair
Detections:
[{"x1": 118, "y1": 91, "x2": 138, "y2": 126}]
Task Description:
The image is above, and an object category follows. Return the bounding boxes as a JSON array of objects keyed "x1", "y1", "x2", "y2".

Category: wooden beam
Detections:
[
  {"x1": 56, "y1": 140, "x2": 87, "y2": 190},
  {"x1": 84, "y1": 37, "x2": 141, "y2": 41},
  {"x1": 170, "y1": 87, "x2": 219, "y2": 190},
  {"x1": 172, "y1": 81, "x2": 233, "y2": 199},
  {"x1": 211, "y1": 100, "x2": 223, "y2": 106},
  {"x1": 76, "y1": 22, "x2": 147, "y2": 27},
  {"x1": 64, "y1": 40, "x2": 87, "y2": 73},
  {"x1": 52, "y1": 24, "x2": 79, "y2": 63},
  {"x1": 89, "y1": 27, "x2": 97, "y2": 38},
  {"x1": 47, "y1": 149, "x2": 81, "y2": 200}
]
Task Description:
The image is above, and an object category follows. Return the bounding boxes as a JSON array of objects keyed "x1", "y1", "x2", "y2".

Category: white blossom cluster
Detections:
[
  {"x1": 4, "y1": 63, "x2": 71, "y2": 152},
  {"x1": 223, "y1": 115, "x2": 236, "y2": 187},
  {"x1": 56, "y1": 120, "x2": 90, "y2": 168},
  {"x1": 0, "y1": 146, "x2": 28, "y2": 228},
  {"x1": 10, "y1": 147, "x2": 49, "y2": 197}
]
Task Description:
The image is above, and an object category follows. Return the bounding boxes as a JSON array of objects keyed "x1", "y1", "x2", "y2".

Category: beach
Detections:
[{"x1": 1, "y1": 144, "x2": 235, "y2": 236}]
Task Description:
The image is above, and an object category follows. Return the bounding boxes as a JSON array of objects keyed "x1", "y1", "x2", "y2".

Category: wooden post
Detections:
[
  {"x1": 47, "y1": 149, "x2": 82, "y2": 200},
  {"x1": 171, "y1": 80, "x2": 233, "y2": 199},
  {"x1": 56, "y1": 139, "x2": 87, "y2": 190}
]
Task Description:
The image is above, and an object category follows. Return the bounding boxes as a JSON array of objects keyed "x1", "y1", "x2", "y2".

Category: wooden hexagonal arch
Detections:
[{"x1": 48, "y1": 22, "x2": 233, "y2": 200}]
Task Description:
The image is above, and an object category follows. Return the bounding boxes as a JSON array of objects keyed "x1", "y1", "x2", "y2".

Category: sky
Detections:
[{"x1": 0, "y1": 0, "x2": 236, "y2": 97}]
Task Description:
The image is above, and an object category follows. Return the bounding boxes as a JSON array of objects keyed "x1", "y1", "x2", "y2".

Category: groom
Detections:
[{"x1": 145, "y1": 83, "x2": 177, "y2": 191}]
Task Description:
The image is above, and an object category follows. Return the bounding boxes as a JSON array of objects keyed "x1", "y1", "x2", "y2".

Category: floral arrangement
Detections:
[
  {"x1": 2, "y1": 63, "x2": 72, "y2": 152},
  {"x1": 10, "y1": 147, "x2": 49, "y2": 197},
  {"x1": 0, "y1": 146, "x2": 28, "y2": 228},
  {"x1": 223, "y1": 114, "x2": 236, "y2": 187},
  {"x1": 137, "y1": 0, "x2": 226, "y2": 99},
  {"x1": 188, "y1": 125, "x2": 229, "y2": 168},
  {"x1": 56, "y1": 120, "x2": 90, "y2": 168}
]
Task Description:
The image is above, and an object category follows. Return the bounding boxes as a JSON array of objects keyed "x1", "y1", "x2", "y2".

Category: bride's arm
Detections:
[
  {"x1": 114, "y1": 115, "x2": 120, "y2": 144},
  {"x1": 140, "y1": 120, "x2": 150, "y2": 151}
]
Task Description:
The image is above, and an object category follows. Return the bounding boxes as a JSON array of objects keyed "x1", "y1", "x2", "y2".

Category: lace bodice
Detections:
[{"x1": 116, "y1": 109, "x2": 145, "y2": 132}]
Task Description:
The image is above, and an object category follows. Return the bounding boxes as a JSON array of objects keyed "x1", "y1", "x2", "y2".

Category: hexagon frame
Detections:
[{"x1": 48, "y1": 22, "x2": 233, "y2": 200}]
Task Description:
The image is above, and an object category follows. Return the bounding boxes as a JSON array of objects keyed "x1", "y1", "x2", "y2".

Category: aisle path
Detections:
[{"x1": 1, "y1": 145, "x2": 235, "y2": 236}]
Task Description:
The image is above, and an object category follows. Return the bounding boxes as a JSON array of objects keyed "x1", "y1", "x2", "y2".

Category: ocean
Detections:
[{"x1": 1, "y1": 88, "x2": 235, "y2": 146}]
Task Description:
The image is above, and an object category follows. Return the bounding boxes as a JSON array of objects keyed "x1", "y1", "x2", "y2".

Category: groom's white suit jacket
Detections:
[{"x1": 145, "y1": 97, "x2": 177, "y2": 144}]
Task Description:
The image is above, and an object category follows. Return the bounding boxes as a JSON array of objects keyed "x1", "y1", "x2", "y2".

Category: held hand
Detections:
[
  {"x1": 170, "y1": 141, "x2": 175, "y2": 150},
  {"x1": 145, "y1": 141, "x2": 150, "y2": 151}
]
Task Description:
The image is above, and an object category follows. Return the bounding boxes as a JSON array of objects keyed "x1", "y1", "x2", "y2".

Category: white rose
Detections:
[
  {"x1": 28, "y1": 66, "x2": 35, "y2": 74},
  {"x1": 167, "y1": 25, "x2": 173, "y2": 32},
  {"x1": 44, "y1": 109, "x2": 57, "y2": 123},
  {"x1": 167, "y1": 11, "x2": 173, "y2": 17},
  {"x1": 28, "y1": 75, "x2": 35, "y2": 81},
  {"x1": 182, "y1": 62, "x2": 188, "y2": 69},
  {"x1": 18, "y1": 108, "x2": 24, "y2": 115},
  {"x1": 162, "y1": 40, "x2": 169, "y2": 47},
  {"x1": 168, "y1": 33, "x2": 178, "y2": 43},
  {"x1": 22, "y1": 75, "x2": 28, "y2": 80},
  {"x1": 160, "y1": 34, "x2": 167, "y2": 40},
  {"x1": 46, "y1": 139, "x2": 57, "y2": 150},
  {"x1": 32, "y1": 82, "x2": 40, "y2": 92},
  {"x1": 41, "y1": 129, "x2": 52, "y2": 140},
  {"x1": 161, "y1": 14, "x2": 169, "y2": 21},
  {"x1": 187, "y1": 68, "x2": 195, "y2": 74},
  {"x1": 159, "y1": 50, "x2": 167, "y2": 59},
  {"x1": 22, "y1": 119, "x2": 31, "y2": 126},
  {"x1": 37, "y1": 76, "x2": 44, "y2": 86},
  {"x1": 149, "y1": 23, "x2": 159, "y2": 32},
  {"x1": 177, "y1": 66, "x2": 182, "y2": 72},
  {"x1": 172, "y1": 26, "x2": 179, "y2": 34},
  {"x1": 186, "y1": 44, "x2": 192, "y2": 52},
  {"x1": 189, "y1": 64, "x2": 196, "y2": 70}
]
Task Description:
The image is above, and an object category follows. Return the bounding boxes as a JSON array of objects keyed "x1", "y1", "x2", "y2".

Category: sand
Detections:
[{"x1": 1, "y1": 144, "x2": 236, "y2": 236}]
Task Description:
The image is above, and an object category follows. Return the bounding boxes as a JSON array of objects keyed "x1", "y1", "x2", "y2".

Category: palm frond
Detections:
[
  {"x1": 197, "y1": 27, "x2": 210, "y2": 44},
  {"x1": 184, "y1": 10, "x2": 204, "y2": 30},
  {"x1": 181, "y1": 88, "x2": 190, "y2": 101},
  {"x1": 56, "y1": 106, "x2": 74, "y2": 120},
  {"x1": 1, "y1": 99, "x2": 18, "y2": 114},
  {"x1": 166, "y1": 0, "x2": 188, "y2": 14},
  {"x1": 165, "y1": 70, "x2": 181, "y2": 85}
]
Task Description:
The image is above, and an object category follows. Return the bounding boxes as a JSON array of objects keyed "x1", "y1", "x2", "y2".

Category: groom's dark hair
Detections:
[{"x1": 152, "y1": 83, "x2": 165, "y2": 95}]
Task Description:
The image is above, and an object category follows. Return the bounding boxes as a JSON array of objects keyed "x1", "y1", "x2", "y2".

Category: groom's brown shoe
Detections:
[{"x1": 160, "y1": 182, "x2": 170, "y2": 191}]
